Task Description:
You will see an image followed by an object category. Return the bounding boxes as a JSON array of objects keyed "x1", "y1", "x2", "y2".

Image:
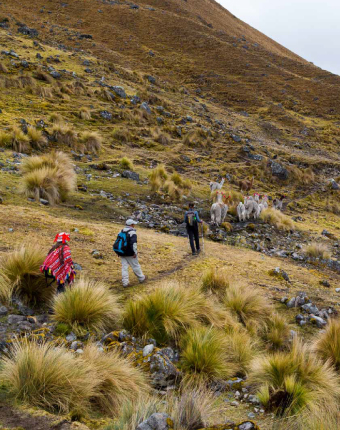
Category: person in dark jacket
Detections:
[{"x1": 184, "y1": 203, "x2": 203, "y2": 255}]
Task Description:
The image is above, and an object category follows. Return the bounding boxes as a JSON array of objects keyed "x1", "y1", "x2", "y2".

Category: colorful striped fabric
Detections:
[{"x1": 40, "y1": 245, "x2": 76, "y2": 285}]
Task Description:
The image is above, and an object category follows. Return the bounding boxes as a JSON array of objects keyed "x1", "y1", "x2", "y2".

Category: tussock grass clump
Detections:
[
  {"x1": 150, "y1": 164, "x2": 168, "y2": 192},
  {"x1": 0, "y1": 130, "x2": 12, "y2": 147},
  {"x1": 183, "y1": 131, "x2": 206, "y2": 147},
  {"x1": 260, "y1": 208, "x2": 295, "y2": 231},
  {"x1": 262, "y1": 312, "x2": 291, "y2": 350},
  {"x1": 153, "y1": 130, "x2": 171, "y2": 146},
  {"x1": 80, "y1": 131, "x2": 102, "y2": 154},
  {"x1": 201, "y1": 267, "x2": 228, "y2": 295},
  {"x1": 180, "y1": 326, "x2": 237, "y2": 382},
  {"x1": 49, "y1": 112, "x2": 63, "y2": 124},
  {"x1": 0, "y1": 339, "x2": 97, "y2": 414},
  {"x1": 119, "y1": 157, "x2": 134, "y2": 170},
  {"x1": 250, "y1": 338, "x2": 340, "y2": 416},
  {"x1": 163, "y1": 180, "x2": 183, "y2": 201},
  {"x1": 53, "y1": 278, "x2": 121, "y2": 333},
  {"x1": 224, "y1": 329, "x2": 258, "y2": 376},
  {"x1": 326, "y1": 200, "x2": 340, "y2": 215},
  {"x1": 112, "y1": 128, "x2": 132, "y2": 143},
  {"x1": 80, "y1": 107, "x2": 91, "y2": 120},
  {"x1": 82, "y1": 345, "x2": 148, "y2": 416},
  {"x1": 0, "y1": 245, "x2": 49, "y2": 305},
  {"x1": 289, "y1": 166, "x2": 315, "y2": 184},
  {"x1": 223, "y1": 283, "x2": 272, "y2": 331},
  {"x1": 21, "y1": 151, "x2": 76, "y2": 204},
  {"x1": 304, "y1": 242, "x2": 331, "y2": 260},
  {"x1": 52, "y1": 123, "x2": 78, "y2": 148},
  {"x1": 27, "y1": 126, "x2": 47, "y2": 150},
  {"x1": 171, "y1": 172, "x2": 192, "y2": 190},
  {"x1": 313, "y1": 318, "x2": 340, "y2": 370},
  {"x1": 11, "y1": 126, "x2": 30, "y2": 153},
  {"x1": 149, "y1": 166, "x2": 188, "y2": 200},
  {"x1": 34, "y1": 85, "x2": 54, "y2": 99},
  {"x1": 123, "y1": 281, "x2": 220, "y2": 343},
  {"x1": 0, "y1": 62, "x2": 9, "y2": 73},
  {"x1": 34, "y1": 69, "x2": 54, "y2": 84}
]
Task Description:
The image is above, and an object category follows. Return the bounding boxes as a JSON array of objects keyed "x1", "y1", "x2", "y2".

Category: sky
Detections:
[{"x1": 217, "y1": 0, "x2": 340, "y2": 75}]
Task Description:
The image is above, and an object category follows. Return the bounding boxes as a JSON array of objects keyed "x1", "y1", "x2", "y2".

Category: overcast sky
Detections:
[{"x1": 217, "y1": 0, "x2": 340, "y2": 75}]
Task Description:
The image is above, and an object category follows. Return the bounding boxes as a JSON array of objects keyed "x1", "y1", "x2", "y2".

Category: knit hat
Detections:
[{"x1": 54, "y1": 232, "x2": 70, "y2": 244}]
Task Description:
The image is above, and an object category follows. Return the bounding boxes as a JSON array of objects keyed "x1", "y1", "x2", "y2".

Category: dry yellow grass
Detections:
[
  {"x1": 304, "y1": 242, "x2": 331, "y2": 260},
  {"x1": 260, "y1": 208, "x2": 295, "y2": 231}
]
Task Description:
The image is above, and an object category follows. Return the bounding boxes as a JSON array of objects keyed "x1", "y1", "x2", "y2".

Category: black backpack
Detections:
[
  {"x1": 186, "y1": 210, "x2": 198, "y2": 228},
  {"x1": 113, "y1": 229, "x2": 133, "y2": 256}
]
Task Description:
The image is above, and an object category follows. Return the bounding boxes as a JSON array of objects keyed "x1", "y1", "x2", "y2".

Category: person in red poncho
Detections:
[{"x1": 40, "y1": 232, "x2": 76, "y2": 294}]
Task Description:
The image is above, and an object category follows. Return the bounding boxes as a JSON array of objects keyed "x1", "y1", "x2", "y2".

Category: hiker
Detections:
[
  {"x1": 113, "y1": 219, "x2": 146, "y2": 288},
  {"x1": 184, "y1": 202, "x2": 203, "y2": 255},
  {"x1": 40, "y1": 232, "x2": 76, "y2": 294}
]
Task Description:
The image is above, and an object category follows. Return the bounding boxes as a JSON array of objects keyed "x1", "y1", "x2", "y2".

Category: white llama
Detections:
[
  {"x1": 209, "y1": 177, "x2": 225, "y2": 193},
  {"x1": 211, "y1": 192, "x2": 228, "y2": 226}
]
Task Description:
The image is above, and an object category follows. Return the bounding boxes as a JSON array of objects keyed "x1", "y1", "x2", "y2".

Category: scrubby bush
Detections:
[
  {"x1": 250, "y1": 338, "x2": 340, "y2": 416},
  {"x1": 53, "y1": 278, "x2": 121, "y2": 333},
  {"x1": 80, "y1": 131, "x2": 102, "y2": 154},
  {"x1": 21, "y1": 151, "x2": 76, "y2": 204},
  {"x1": 304, "y1": 242, "x2": 331, "y2": 260},
  {"x1": 82, "y1": 345, "x2": 148, "y2": 416},
  {"x1": 260, "y1": 208, "x2": 295, "y2": 231},
  {"x1": 123, "y1": 281, "x2": 219, "y2": 343},
  {"x1": 119, "y1": 157, "x2": 134, "y2": 170},
  {"x1": 0, "y1": 339, "x2": 97, "y2": 414},
  {"x1": 223, "y1": 283, "x2": 272, "y2": 331},
  {"x1": 0, "y1": 245, "x2": 49, "y2": 305},
  {"x1": 180, "y1": 326, "x2": 237, "y2": 382},
  {"x1": 313, "y1": 318, "x2": 340, "y2": 370}
]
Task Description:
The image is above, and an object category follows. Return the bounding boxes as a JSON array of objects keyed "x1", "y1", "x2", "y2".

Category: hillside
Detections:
[{"x1": 0, "y1": 0, "x2": 340, "y2": 429}]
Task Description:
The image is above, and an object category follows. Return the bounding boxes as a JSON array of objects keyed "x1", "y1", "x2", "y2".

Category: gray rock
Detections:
[
  {"x1": 50, "y1": 71, "x2": 61, "y2": 79},
  {"x1": 0, "y1": 306, "x2": 8, "y2": 316},
  {"x1": 231, "y1": 134, "x2": 241, "y2": 142},
  {"x1": 239, "y1": 423, "x2": 256, "y2": 430},
  {"x1": 247, "y1": 394, "x2": 260, "y2": 405},
  {"x1": 230, "y1": 401, "x2": 239, "y2": 406},
  {"x1": 146, "y1": 75, "x2": 156, "y2": 84},
  {"x1": 91, "y1": 250, "x2": 103, "y2": 259},
  {"x1": 70, "y1": 341, "x2": 83, "y2": 351},
  {"x1": 130, "y1": 95, "x2": 140, "y2": 105},
  {"x1": 336, "y1": 288, "x2": 340, "y2": 293},
  {"x1": 66, "y1": 332, "x2": 77, "y2": 342},
  {"x1": 111, "y1": 86, "x2": 126, "y2": 98},
  {"x1": 136, "y1": 413, "x2": 172, "y2": 430},
  {"x1": 39, "y1": 198, "x2": 49, "y2": 205},
  {"x1": 18, "y1": 25, "x2": 38, "y2": 37},
  {"x1": 122, "y1": 170, "x2": 140, "y2": 181},
  {"x1": 330, "y1": 179, "x2": 339, "y2": 190},
  {"x1": 143, "y1": 344, "x2": 154, "y2": 357},
  {"x1": 247, "y1": 413, "x2": 256, "y2": 419},
  {"x1": 8, "y1": 315, "x2": 26, "y2": 324},
  {"x1": 301, "y1": 303, "x2": 319, "y2": 314},
  {"x1": 149, "y1": 351, "x2": 180, "y2": 388},
  {"x1": 73, "y1": 263, "x2": 82, "y2": 271},
  {"x1": 310, "y1": 315, "x2": 327, "y2": 328},
  {"x1": 271, "y1": 161, "x2": 289, "y2": 180},
  {"x1": 141, "y1": 102, "x2": 151, "y2": 114},
  {"x1": 100, "y1": 111, "x2": 112, "y2": 120},
  {"x1": 272, "y1": 267, "x2": 290, "y2": 282}
]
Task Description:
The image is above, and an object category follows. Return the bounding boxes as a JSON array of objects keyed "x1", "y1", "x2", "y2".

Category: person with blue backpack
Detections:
[
  {"x1": 113, "y1": 219, "x2": 146, "y2": 288},
  {"x1": 184, "y1": 202, "x2": 203, "y2": 255}
]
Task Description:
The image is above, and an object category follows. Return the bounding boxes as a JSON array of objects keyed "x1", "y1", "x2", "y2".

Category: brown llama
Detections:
[{"x1": 239, "y1": 176, "x2": 254, "y2": 192}]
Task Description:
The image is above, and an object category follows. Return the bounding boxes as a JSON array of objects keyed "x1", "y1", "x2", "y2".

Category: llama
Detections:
[
  {"x1": 261, "y1": 195, "x2": 269, "y2": 209},
  {"x1": 239, "y1": 177, "x2": 254, "y2": 192},
  {"x1": 211, "y1": 192, "x2": 229, "y2": 226},
  {"x1": 237, "y1": 202, "x2": 246, "y2": 222},
  {"x1": 256, "y1": 203, "x2": 265, "y2": 218},
  {"x1": 244, "y1": 196, "x2": 260, "y2": 220},
  {"x1": 210, "y1": 177, "x2": 225, "y2": 193},
  {"x1": 273, "y1": 195, "x2": 285, "y2": 211},
  {"x1": 253, "y1": 193, "x2": 260, "y2": 203}
]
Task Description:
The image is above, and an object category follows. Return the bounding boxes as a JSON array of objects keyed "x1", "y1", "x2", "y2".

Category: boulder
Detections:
[
  {"x1": 122, "y1": 170, "x2": 140, "y2": 181},
  {"x1": 141, "y1": 102, "x2": 151, "y2": 115},
  {"x1": 136, "y1": 413, "x2": 173, "y2": 430},
  {"x1": 148, "y1": 350, "x2": 181, "y2": 388},
  {"x1": 111, "y1": 86, "x2": 126, "y2": 99},
  {"x1": 100, "y1": 111, "x2": 112, "y2": 120},
  {"x1": 8, "y1": 315, "x2": 26, "y2": 324},
  {"x1": 18, "y1": 25, "x2": 38, "y2": 37},
  {"x1": 271, "y1": 161, "x2": 289, "y2": 180}
]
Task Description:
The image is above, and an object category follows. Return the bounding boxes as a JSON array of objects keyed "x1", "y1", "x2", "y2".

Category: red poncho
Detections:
[{"x1": 40, "y1": 244, "x2": 75, "y2": 285}]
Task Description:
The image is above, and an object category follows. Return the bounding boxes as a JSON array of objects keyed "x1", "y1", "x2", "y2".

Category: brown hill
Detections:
[{"x1": 2, "y1": 0, "x2": 340, "y2": 122}]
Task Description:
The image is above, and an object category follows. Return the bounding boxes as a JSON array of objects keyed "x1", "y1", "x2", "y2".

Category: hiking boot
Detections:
[
  {"x1": 122, "y1": 283, "x2": 130, "y2": 288},
  {"x1": 197, "y1": 249, "x2": 201, "y2": 254},
  {"x1": 139, "y1": 275, "x2": 148, "y2": 284},
  {"x1": 192, "y1": 251, "x2": 197, "y2": 256}
]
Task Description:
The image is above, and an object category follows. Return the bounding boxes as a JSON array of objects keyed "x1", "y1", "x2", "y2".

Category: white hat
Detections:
[{"x1": 126, "y1": 219, "x2": 138, "y2": 226}]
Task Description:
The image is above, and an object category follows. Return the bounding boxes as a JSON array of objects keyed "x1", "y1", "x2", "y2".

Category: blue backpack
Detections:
[{"x1": 113, "y1": 230, "x2": 133, "y2": 256}]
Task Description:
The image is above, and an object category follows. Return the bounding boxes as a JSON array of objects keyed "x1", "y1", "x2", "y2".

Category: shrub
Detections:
[
  {"x1": 0, "y1": 339, "x2": 97, "y2": 414},
  {"x1": 80, "y1": 131, "x2": 102, "y2": 154},
  {"x1": 260, "y1": 208, "x2": 295, "y2": 231},
  {"x1": 80, "y1": 107, "x2": 91, "y2": 120},
  {"x1": 313, "y1": 318, "x2": 340, "y2": 370},
  {"x1": 123, "y1": 281, "x2": 219, "y2": 344},
  {"x1": 53, "y1": 278, "x2": 121, "y2": 333},
  {"x1": 21, "y1": 151, "x2": 76, "y2": 204},
  {"x1": 304, "y1": 242, "x2": 331, "y2": 260},
  {"x1": 82, "y1": 345, "x2": 148, "y2": 416},
  {"x1": 180, "y1": 326, "x2": 237, "y2": 382},
  {"x1": 27, "y1": 126, "x2": 47, "y2": 150},
  {"x1": 201, "y1": 267, "x2": 228, "y2": 295},
  {"x1": 262, "y1": 312, "x2": 291, "y2": 350},
  {"x1": 119, "y1": 157, "x2": 134, "y2": 170},
  {"x1": 11, "y1": 126, "x2": 30, "y2": 153},
  {"x1": 223, "y1": 283, "x2": 272, "y2": 331},
  {"x1": 0, "y1": 245, "x2": 49, "y2": 305},
  {"x1": 249, "y1": 338, "x2": 340, "y2": 416}
]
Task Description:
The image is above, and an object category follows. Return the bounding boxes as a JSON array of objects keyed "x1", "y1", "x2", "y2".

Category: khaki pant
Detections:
[{"x1": 121, "y1": 256, "x2": 145, "y2": 287}]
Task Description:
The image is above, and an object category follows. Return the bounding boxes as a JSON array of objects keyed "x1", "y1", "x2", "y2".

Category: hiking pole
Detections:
[{"x1": 201, "y1": 223, "x2": 205, "y2": 254}]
